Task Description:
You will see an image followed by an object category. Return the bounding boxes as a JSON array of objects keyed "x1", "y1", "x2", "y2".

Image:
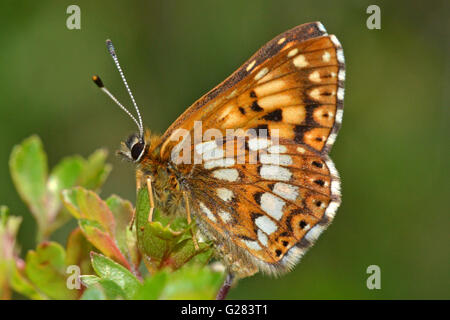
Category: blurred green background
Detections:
[{"x1": 0, "y1": 0, "x2": 448, "y2": 299}]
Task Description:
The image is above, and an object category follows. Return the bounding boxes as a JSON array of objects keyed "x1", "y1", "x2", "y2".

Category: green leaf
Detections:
[
  {"x1": 169, "y1": 240, "x2": 212, "y2": 270},
  {"x1": 79, "y1": 219, "x2": 131, "y2": 270},
  {"x1": 44, "y1": 157, "x2": 84, "y2": 232},
  {"x1": 135, "y1": 188, "x2": 182, "y2": 271},
  {"x1": 135, "y1": 187, "x2": 213, "y2": 273},
  {"x1": 160, "y1": 265, "x2": 225, "y2": 300},
  {"x1": 90, "y1": 253, "x2": 141, "y2": 299},
  {"x1": 62, "y1": 188, "x2": 137, "y2": 271},
  {"x1": 25, "y1": 242, "x2": 79, "y2": 300},
  {"x1": 65, "y1": 228, "x2": 95, "y2": 275},
  {"x1": 80, "y1": 275, "x2": 100, "y2": 287},
  {"x1": 0, "y1": 206, "x2": 10, "y2": 225},
  {"x1": 106, "y1": 195, "x2": 139, "y2": 267},
  {"x1": 133, "y1": 272, "x2": 168, "y2": 300},
  {"x1": 9, "y1": 136, "x2": 47, "y2": 237},
  {"x1": 79, "y1": 149, "x2": 112, "y2": 191},
  {"x1": 62, "y1": 187, "x2": 115, "y2": 235},
  {"x1": 9, "y1": 136, "x2": 111, "y2": 241},
  {"x1": 80, "y1": 286, "x2": 106, "y2": 300},
  {"x1": 47, "y1": 157, "x2": 84, "y2": 213},
  {"x1": 0, "y1": 207, "x2": 23, "y2": 299},
  {"x1": 96, "y1": 279, "x2": 128, "y2": 299},
  {"x1": 80, "y1": 275, "x2": 126, "y2": 300},
  {"x1": 11, "y1": 264, "x2": 47, "y2": 300},
  {"x1": 81, "y1": 279, "x2": 126, "y2": 300}
]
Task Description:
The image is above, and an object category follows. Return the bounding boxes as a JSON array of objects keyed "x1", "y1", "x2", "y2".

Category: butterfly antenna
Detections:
[
  {"x1": 106, "y1": 39, "x2": 144, "y2": 138},
  {"x1": 92, "y1": 75, "x2": 142, "y2": 135}
]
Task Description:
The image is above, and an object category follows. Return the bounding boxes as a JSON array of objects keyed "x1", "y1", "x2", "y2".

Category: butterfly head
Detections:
[{"x1": 118, "y1": 132, "x2": 146, "y2": 163}]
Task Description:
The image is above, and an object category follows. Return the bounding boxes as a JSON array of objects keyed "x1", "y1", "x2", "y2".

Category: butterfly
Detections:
[{"x1": 93, "y1": 21, "x2": 344, "y2": 280}]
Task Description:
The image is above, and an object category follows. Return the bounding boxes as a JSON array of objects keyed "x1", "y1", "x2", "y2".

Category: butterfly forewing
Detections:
[{"x1": 159, "y1": 22, "x2": 344, "y2": 276}]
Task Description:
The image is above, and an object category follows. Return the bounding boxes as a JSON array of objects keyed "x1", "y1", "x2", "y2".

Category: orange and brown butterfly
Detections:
[{"x1": 92, "y1": 21, "x2": 344, "y2": 280}]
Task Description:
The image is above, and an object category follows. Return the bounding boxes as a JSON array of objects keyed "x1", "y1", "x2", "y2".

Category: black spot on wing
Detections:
[
  {"x1": 253, "y1": 124, "x2": 269, "y2": 137},
  {"x1": 294, "y1": 125, "x2": 308, "y2": 143},
  {"x1": 253, "y1": 192, "x2": 263, "y2": 205},
  {"x1": 312, "y1": 161, "x2": 323, "y2": 168},
  {"x1": 251, "y1": 101, "x2": 264, "y2": 112},
  {"x1": 262, "y1": 109, "x2": 282, "y2": 122},
  {"x1": 314, "y1": 179, "x2": 325, "y2": 187}
]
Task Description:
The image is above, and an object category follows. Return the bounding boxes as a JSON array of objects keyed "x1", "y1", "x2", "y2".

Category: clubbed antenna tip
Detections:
[
  {"x1": 106, "y1": 39, "x2": 116, "y2": 57},
  {"x1": 92, "y1": 75, "x2": 104, "y2": 88}
]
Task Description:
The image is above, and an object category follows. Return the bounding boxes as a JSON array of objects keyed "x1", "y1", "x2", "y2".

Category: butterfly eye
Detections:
[{"x1": 130, "y1": 142, "x2": 145, "y2": 161}]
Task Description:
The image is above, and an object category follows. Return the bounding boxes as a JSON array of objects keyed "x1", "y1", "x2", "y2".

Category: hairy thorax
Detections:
[{"x1": 136, "y1": 133, "x2": 186, "y2": 217}]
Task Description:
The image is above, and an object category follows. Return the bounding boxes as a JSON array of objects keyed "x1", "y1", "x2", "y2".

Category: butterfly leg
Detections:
[
  {"x1": 183, "y1": 191, "x2": 199, "y2": 250},
  {"x1": 128, "y1": 174, "x2": 142, "y2": 230},
  {"x1": 146, "y1": 177, "x2": 155, "y2": 222}
]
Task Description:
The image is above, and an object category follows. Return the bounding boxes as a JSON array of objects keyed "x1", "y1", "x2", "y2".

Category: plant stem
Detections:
[{"x1": 215, "y1": 273, "x2": 234, "y2": 300}]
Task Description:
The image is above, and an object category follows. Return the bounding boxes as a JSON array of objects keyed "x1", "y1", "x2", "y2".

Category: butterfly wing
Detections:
[{"x1": 159, "y1": 22, "x2": 344, "y2": 276}]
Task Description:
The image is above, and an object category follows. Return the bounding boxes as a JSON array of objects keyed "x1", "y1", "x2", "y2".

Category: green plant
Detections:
[{"x1": 0, "y1": 135, "x2": 225, "y2": 300}]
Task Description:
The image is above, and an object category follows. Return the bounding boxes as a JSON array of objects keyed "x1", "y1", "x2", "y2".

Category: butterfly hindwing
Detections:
[
  {"x1": 184, "y1": 137, "x2": 340, "y2": 274},
  {"x1": 157, "y1": 22, "x2": 344, "y2": 276}
]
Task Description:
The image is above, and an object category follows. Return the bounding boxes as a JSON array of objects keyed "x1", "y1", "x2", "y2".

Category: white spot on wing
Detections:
[
  {"x1": 309, "y1": 70, "x2": 321, "y2": 82},
  {"x1": 260, "y1": 154, "x2": 292, "y2": 166},
  {"x1": 330, "y1": 35, "x2": 341, "y2": 47},
  {"x1": 216, "y1": 188, "x2": 233, "y2": 202},
  {"x1": 257, "y1": 229, "x2": 268, "y2": 246},
  {"x1": 260, "y1": 165, "x2": 292, "y2": 181},
  {"x1": 331, "y1": 179, "x2": 340, "y2": 195},
  {"x1": 199, "y1": 202, "x2": 216, "y2": 222},
  {"x1": 305, "y1": 224, "x2": 325, "y2": 242},
  {"x1": 246, "y1": 60, "x2": 256, "y2": 72},
  {"x1": 254, "y1": 67, "x2": 269, "y2": 81},
  {"x1": 218, "y1": 210, "x2": 232, "y2": 223},
  {"x1": 316, "y1": 22, "x2": 327, "y2": 34},
  {"x1": 255, "y1": 216, "x2": 277, "y2": 235},
  {"x1": 261, "y1": 193, "x2": 285, "y2": 220},
  {"x1": 337, "y1": 87, "x2": 345, "y2": 101},
  {"x1": 212, "y1": 168, "x2": 239, "y2": 182},
  {"x1": 337, "y1": 49, "x2": 345, "y2": 64},
  {"x1": 322, "y1": 51, "x2": 331, "y2": 62},
  {"x1": 325, "y1": 200, "x2": 340, "y2": 219},
  {"x1": 248, "y1": 138, "x2": 272, "y2": 151},
  {"x1": 309, "y1": 88, "x2": 321, "y2": 100},
  {"x1": 195, "y1": 141, "x2": 217, "y2": 154},
  {"x1": 326, "y1": 133, "x2": 337, "y2": 147},
  {"x1": 338, "y1": 69, "x2": 345, "y2": 81},
  {"x1": 293, "y1": 54, "x2": 308, "y2": 68},
  {"x1": 273, "y1": 182, "x2": 299, "y2": 201},
  {"x1": 202, "y1": 146, "x2": 224, "y2": 161},
  {"x1": 242, "y1": 239, "x2": 262, "y2": 251},
  {"x1": 336, "y1": 109, "x2": 344, "y2": 123},
  {"x1": 325, "y1": 158, "x2": 339, "y2": 177},
  {"x1": 287, "y1": 48, "x2": 298, "y2": 57},
  {"x1": 204, "y1": 158, "x2": 235, "y2": 170},
  {"x1": 268, "y1": 145, "x2": 287, "y2": 154}
]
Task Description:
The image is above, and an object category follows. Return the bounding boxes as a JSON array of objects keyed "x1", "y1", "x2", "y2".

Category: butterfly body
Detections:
[{"x1": 109, "y1": 22, "x2": 344, "y2": 279}]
